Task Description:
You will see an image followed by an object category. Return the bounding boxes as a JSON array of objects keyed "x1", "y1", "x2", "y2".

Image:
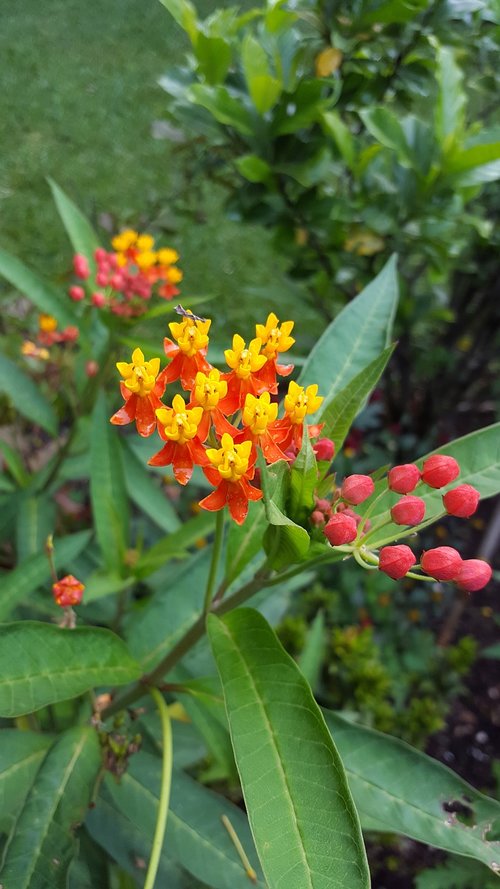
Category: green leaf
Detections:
[
  {"x1": 194, "y1": 33, "x2": 232, "y2": 85},
  {"x1": 0, "y1": 622, "x2": 141, "y2": 717},
  {"x1": 225, "y1": 499, "x2": 267, "y2": 587},
  {"x1": 235, "y1": 154, "x2": 273, "y2": 183},
  {"x1": 122, "y1": 441, "x2": 180, "y2": 534},
  {"x1": 0, "y1": 439, "x2": 30, "y2": 487},
  {"x1": 261, "y1": 459, "x2": 310, "y2": 569},
  {"x1": 0, "y1": 246, "x2": 78, "y2": 328},
  {"x1": 298, "y1": 255, "x2": 398, "y2": 398},
  {"x1": 0, "y1": 529, "x2": 92, "y2": 621},
  {"x1": 134, "y1": 511, "x2": 215, "y2": 578},
  {"x1": 324, "y1": 711, "x2": 500, "y2": 871},
  {"x1": 1, "y1": 727, "x2": 101, "y2": 888},
  {"x1": 297, "y1": 610, "x2": 326, "y2": 693},
  {"x1": 0, "y1": 352, "x2": 58, "y2": 436},
  {"x1": 0, "y1": 730, "x2": 52, "y2": 833},
  {"x1": 159, "y1": 0, "x2": 199, "y2": 44},
  {"x1": 288, "y1": 430, "x2": 318, "y2": 522},
  {"x1": 322, "y1": 111, "x2": 356, "y2": 172},
  {"x1": 16, "y1": 495, "x2": 56, "y2": 563},
  {"x1": 48, "y1": 179, "x2": 99, "y2": 272},
  {"x1": 319, "y1": 345, "x2": 395, "y2": 453},
  {"x1": 241, "y1": 34, "x2": 282, "y2": 114},
  {"x1": 208, "y1": 609, "x2": 370, "y2": 889},
  {"x1": 435, "y1": 43, "x2": 466, "y2": 148},
  {"x1": 361, "y1": 421, "x2": 500, "y2": 548},
  {"x1": 360, "y1": 108, "x2": 414, "y2": 167},
  {"x1": 446, "y1": 141, "x2": 500, "y2": 174},
  {"x1": 90, "y1": 393, "x2": 129, "y2": 574},
  {"x1": 96, "y1": 752, "x2": 266, "y2": 888},
  {"x1": 188, "y1": 84, "x2": 254, "y2": 135}
]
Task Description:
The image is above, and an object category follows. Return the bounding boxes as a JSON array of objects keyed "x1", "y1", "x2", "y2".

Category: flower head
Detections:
[
  {"x1": 284, "y1": 381, "x2": 323, "y2": 424},
  {"x1": 116, "y1": 348, "x2": 160, "y2": 397},
  {"x1": 200, "y1": 433, "x2": 263, "y2": 524},
  {"x1": 111, "y1": 347, "x2": 165, "y2": 436},
  {"x1": 206, "y1": 433, "x2": 253, "y2": 483},
  {"x1": 169, "y1": 315, "x2": 211, "y2": 358},
  {"x1": 53, "y1": 574, "x2": 85, "y2": 607},
  {"x1": 255, "y1": 313, "x2": 295, "y2": 360},
  {"x1": 156, "y1": 395, "x2": 203, "y2": 445},
  {"x1": 225, "y1": 335, "x2": 266, "y2": 380}
]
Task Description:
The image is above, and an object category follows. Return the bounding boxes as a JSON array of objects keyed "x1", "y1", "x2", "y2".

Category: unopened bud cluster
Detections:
[{"x1": 318, "y1": 454, "x2": 492, "y2": 593}]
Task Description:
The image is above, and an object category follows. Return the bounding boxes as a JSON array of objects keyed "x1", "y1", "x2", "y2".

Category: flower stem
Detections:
[
  {"x1": 143, "y1": 688, "x2": 172, "y2": 889},
  {"x1": 203, "y1": 508, "x2": 225, "y2": 613}
]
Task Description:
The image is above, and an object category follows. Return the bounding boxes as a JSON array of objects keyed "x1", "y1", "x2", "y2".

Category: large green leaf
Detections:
[
  {"x1": 0, "y1": 730, "x2": 52, "y2": 833},
  {"x1": 0, "y1": 622, "x2": 141, "y2": 717},
  {"x1": 0, "y1": 529, "x2": 92, "y2": 621},
  {"x1": 133, "y1": 512, "x2": 215, "y2": 578},
  {"x1": 16, "y1": 495, "x2": 56, "y2": 563},
  {"x1": 298, "y1": 255, "x2": 398, "y2": 398},
  {"x1": 361, "y1": 422, "x2": 500, "y2": 548},
  {"x1": 188, "y1": 84, "x2": 254, "y2": 135},
  {"x1": 435, "y1": 44, "x2": 465, "y2": 147},
  {"x1": 1, "y1": 727, "x2": 101, "y2": 888},
  {"x1": 319, "y1": 346, "x2": 395, "y2": 452},
  {"x1": 360, "y1": 108, "x2": 414, "y2": 167},
  {"x1": 208, "y1": 609, "x2": 370, "y2": 889},
  {"x1": 324, "y1": 711, "x2": 500, "y2": 871},
  {"x1": 48, "y1": 179, "x2": 99, "y2": 271},
  {"x1": 0, "y1": 246, "x2": 78, "y2": 328},
  {"x1": 0, "y1": 352, "x2": 58, "y2": 436},
  {"x1": 225, "y1": 499, "x2": 267, "y2": 587},
  {"x1": 159, "y1": 0, "x2": 199, "y2": 44},
  {"x1": 93, "y1": 752, "x2": 265, "y2": 888},
  {"x1": 194, "y1": 33, "x2": 232, "y2": 85},
  {"x1": 122, "y1": 441, "x2": 180, "y2": 534},
  {"x1": 261, "y1": 458, "x2": 310, "y2": 569},
  {"x1": 288, "y1": 430, "x2": 318, "y2": 522},
  {"x1": 241, "y1": 34, "x2": 282, "y2": 114},
  {"x1": 90, "y1": 393, "x2": 129, "y2": 574}
]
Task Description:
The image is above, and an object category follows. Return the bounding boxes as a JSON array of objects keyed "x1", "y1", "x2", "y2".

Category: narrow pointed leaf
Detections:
[
  {"x1": 48, "y1": 179, "x2": 99, "y2": 272},
  {"x1": 0, "y1": 246, "x2": 78, "y2": 328},
  {"x1": 225, "y1": 499, "x2": 267, "y2": 586},
  {"x1": 16, "y1": 495, "x2": 56, "y2": 563},
  {"x1": 90, "y1": 393, "x2": 129, "y2": 574},
  {"x1": 324, "y1": 711, "x2": 500, "y2": 871},
  {"x1": 0, "y1": 730, "x2": 52, "y2": 833},
  {"x1": 261, "y1": 459, "x2": 310, "y2": 569},
  {"x1": 122, "y1": 441, "x2": 180, "y2": 533},
  {"x1": 1, "y1": 727, "x2": 101, "y2": 889},
  {"x1": 298, "y1": 255, "x2": 398, "y2": 397},
  {"x1": 133, "y1": 512, "x2": 215, "y2": 578},
  {"x1": 288, "y1": 431, "x2": 318, "y2": 522},
  {"x1": 0, "y1": 622, "x2": 141, "y2": 717},
  {"x1": 208, "y1": 609, "x2": 370, "y2": 889},
  {"x1": 0, "y1": 352, "x2": 58, "y2": 436}
]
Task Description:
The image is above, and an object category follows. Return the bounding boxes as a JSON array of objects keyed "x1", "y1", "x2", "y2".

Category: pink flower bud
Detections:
[
  {"x1": 421, "y1": 546, "x2": 462, "y2": 581},
  {"x1": 455, "y1": 559, "x2": 492, "y2": 592},
  {"x1": 94, "y1": 247, "x2": 107, "y2": 263},
  {"x1": 72, "y1": 253, "x2": 90, "y2": 279},
  {"x1": 313, "y1": 438, "x2": 335, "y2": 462},
  {"x1": 341, "y1": 474, "x2": 375, "y2": 505},
  {"x1": 96, "y1": 271, "x2": 109, "y2": 287},
  {"x1": 110, "y1": 273, "x2": 125, "y2": 290},
  {"x1": 390, "y1": 495, "x2": 426, "y2": 526},
  {"x1": 52, "y1": 574, "x2": 85, "y2": 607},
  {"x1": 92, "y1": 291, "x2": 106, "y2": 308},
  {"x1": 421, "y1": 455, "x2": 460, "y2": 489},
  {"x1": 68, "y1": 285, "x2": 85, "y2": 302},
  {"x1": 388, "y1": 463, "x2": 421, "y2": 494},
  {"x1": 324, "y1": 513, "x2": 358, "y2": 546},
  {"x1": 442, "y1": 484, "x2": 480, "y2": 518},
  {"x1": 314, "y1": 497, "x2": 332, "y2": 515},
  {"x1": 61, "y1": 326, "x2": 79, "y2": 342},
  {"x1": 379, "y1": 545, "x2": 416, "y2": 580},
  {"x1": 311, "y1": 510, "x2": 326, "y2": 527},
  {"x1": 85, "y1": 360, "x2": 99, "y2": 378}
]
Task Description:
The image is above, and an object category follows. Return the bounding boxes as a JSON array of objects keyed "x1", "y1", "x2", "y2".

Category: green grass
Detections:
[{"x1": 0, "y1": 0, "x2": 299, "y2": 336}]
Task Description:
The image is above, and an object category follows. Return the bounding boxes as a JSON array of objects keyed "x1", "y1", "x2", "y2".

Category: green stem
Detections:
[
  {"x1": 203, "y1": 508, "x2": 225, "y2": 613},
  {"x1": 143, "y1": 688, "x2": 172, "y2": 889}
]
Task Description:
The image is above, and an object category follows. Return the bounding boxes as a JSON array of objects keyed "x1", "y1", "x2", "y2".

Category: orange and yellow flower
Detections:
[
  {"x1": 270, "y1": 380, "x2": 324, "y2": 451},
  {"x1": 200, "y1": 433, "x2": 262, "y2": 524},
  {"x1": 110, "y1": 347, "x2": 166, "y2": 437},
  {"x1": 159, "y1": 312, "x2": 212, "y2": 390},
  {"x1": 236, "y1": 391, "x2": 289, "y2": 464},
  {"x1": 148, "y1": 395, "x2": 208, "y2": 484},
  {"x1": 189, "y1": 369, "x2": 236, "y2": 441},
  {"x1": 255, "y1": 313, "x2": 295, "y2": 392},
  {"x1": 219, "y1": 334, "x2": 267, "y2": 414}
]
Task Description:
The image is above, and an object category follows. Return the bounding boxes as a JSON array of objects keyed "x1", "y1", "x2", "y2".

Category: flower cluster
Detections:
[
  {"x1": 318, "y1": 456, "x2": 491, "y2": 592},
  {"x1": 21, "y1": 314, "x2": 79, "y2": 361},
  {"x1": 69, "y1": 230, "x2": 182, "y2": 318},
  {"x1": 111, "y1": 311, "x2": 325, "y2": 524}
]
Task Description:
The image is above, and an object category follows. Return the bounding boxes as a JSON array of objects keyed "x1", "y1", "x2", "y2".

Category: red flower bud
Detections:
[
  {"x1": 313, "y1": 438, "x2": 335, "y2": 462},
  {"x1": 92, "y1": 291, "x2": 106, "y2": 308},
  {"x1": 455, "y1": 559, "x2": 492, "y2": 592},
  {"x1": 314, "y1": 497, "x2": 332, "y2": 515},
  {"x1": 324, "y1": 513, "x2": 358, "y2": 546},
  {"x1": 52, "y1": 574, "x2": 85, "y2": 607},
  {"x1": 96, "y1": 271, "x2": 109, "y2": 287},
  {"x1": 73, "y1": 253, "x2": 90, "y2": 280},
  {"x1": 85, "y1": 360, "x2": 99, "y2": 378},
  {"x1": 379, "y1": 545, "x2": 416, "y2": 580},
  {"x1": 110, "y1": 273, "x2": 125, "y2": 291},
  {"x1": 390, "y1": 495, "x2": 426, "y2": 526},
  {"x1": 341, "y1": 474, "x2": 375, "y2": 505},
  {"x1": 442, "y1": 484, "x2": 480, "y2": 518},
  {"x1": 388, "y1": 463, "x2": 420, "y2": 494},
  {"x1": 61, "y1": 326, "x2": 79, "y2": 342},
  {"x1": 421, "y1": 546, "x2": 462, "y2": 581},
  {"x1": 68, "y1": 285, "x2": 85, "y2": 302},
  {"x1": 421, "y1": 455, "x2": 460, "y2": 489},
  {"x1": 311, "y1": 510, "x2": 326, "y2": 527},
  {"x1": 94, "y1": 247, "x2": 107, "y2": 263}
]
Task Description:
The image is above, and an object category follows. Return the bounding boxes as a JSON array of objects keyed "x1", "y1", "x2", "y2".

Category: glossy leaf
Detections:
[
  {"x1": 0, "y1": 730, "x2": 52, "y2": 833},
  {"x1": 324, "y1": 710, "x2": 500, "y2": 871},
  {"x1": 1, "y1": 727, "x2": 101, "y2": 888},
  {"x1": 322, "y1": 111, "x2": 356, "y2": 171},
  {"x1": 241, "y1": 34, "x2": 281, "y2": 114},
  {"x1": 225, "y1": 499, "x2": 267, "y2": 587},
  {"x1": 261, "y1": 459, "x2": 310, "y2": 569},
  {"x1": 0, "y1": 529, "x2": 91, "y2": 621},
  {"x1": 0, "y1": 622, "x2": 141, "y2": 717},
  {"x1": 298, "y1": 255, "x2": 398, "y2": 397},
  {"x1": 0, "y1": 246, "x2": 78, "y2": 328},
  {"x1": 194, "y1": 33, "x2": 232, "y2": 85},
  {"x1": 297, "y1": 610, "x2": 326, "y2": 693},
  {"x1": 0, "y1": 352, "x2": 58, "y2": 436},
  {"x1": 90, "y1": 392, "x2": 129, "y2": 574},
  {"x1": 16, "y1": 495, "x2": 56, "y2": 563},
  {"x1": 48, "y1": 179, "x2": 99, "y2": 271},
  {"x1": 208, "y1": 609, "x2": 370, "y2": 889},
  {"x1": 159, "y1": 0, "x2": 199, "y2": 44},
  {"x1": 360, "y1": 108, "x2": 413, "y2": 167},
  {"x1": 188, "y1": 84, "x2": 254, "y2": 135},
  {"x1": 435, "y1": 43, "x2": 465, "y2": 146},
  {"x1": 288, "y1": 430, "x2": 318, "y2": 522},
  {"x1": 100, "y1": 751, "x2": 266, "y2": 888},
  {"x1": 361, "y1": 421, "x2": 500, "y2": 548},
  {"x1": 235, "y1": 154, "x2": 273, "y2": 183},
  {"x1": 319, "y1": 346, "x2": 395, "y2": 452},
  {"x1": 134, "y1": 511, "x2": 215, "y2": 578},
  {"x1": 122, "y1": 441, "x2": 180, "y2": 533}
]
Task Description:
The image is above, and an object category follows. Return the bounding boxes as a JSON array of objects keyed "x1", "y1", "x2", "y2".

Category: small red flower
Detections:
[
  {"x1": 53, "y1": 574, "x2": 85, "y2": 607},
  {"x1": 313, "y1": 438, "x2": 335, "y2": 462}
]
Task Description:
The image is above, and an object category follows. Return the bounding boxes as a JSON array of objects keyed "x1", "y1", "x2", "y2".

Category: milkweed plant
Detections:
[{"x1": 0, "y1": 183, "x2": 498, "y2": 889}]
